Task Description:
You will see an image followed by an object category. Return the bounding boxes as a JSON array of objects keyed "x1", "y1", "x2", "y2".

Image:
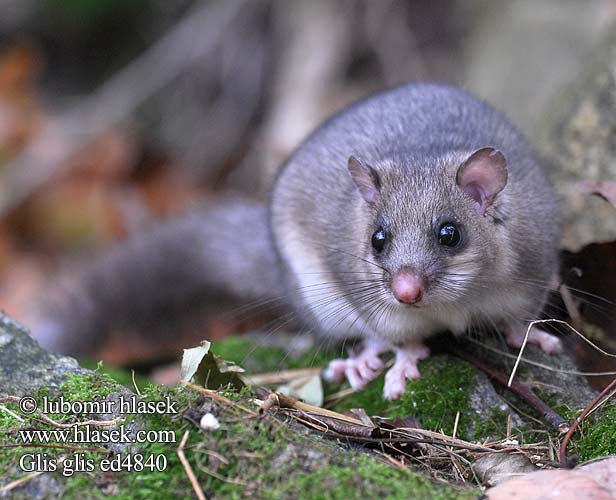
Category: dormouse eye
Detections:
[
  {"x1": 438, "y1": 223, "x2": 461, "y2": 247},
  {"x1": 371, "y1": 227, "x2": 387, "y2": 252}
]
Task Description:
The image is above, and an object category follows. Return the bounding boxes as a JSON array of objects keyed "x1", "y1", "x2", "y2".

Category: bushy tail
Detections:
[{"x1": 29, "y1": 196, "x2": 286, "y2": 356}]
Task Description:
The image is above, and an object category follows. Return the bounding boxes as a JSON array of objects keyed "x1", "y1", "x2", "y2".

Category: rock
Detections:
[
  {"x1": 538, "y1": 25, "x2": 616, "y2": 251},
  {"x1": 0, "y1": 313, "x2": 87, "y2": 397},
  {"x1": 510, "y1": 342, "x2": 597, "y2": 410},
  {"x1": 0, "y1": 313, "x2": 87, "y2": 499},
  {"x1": 463, "y1": 0, "x2": 613, "y2": 134},
  {"x1": 0, "y1": 313, "x2": 139, "y2": 498}
]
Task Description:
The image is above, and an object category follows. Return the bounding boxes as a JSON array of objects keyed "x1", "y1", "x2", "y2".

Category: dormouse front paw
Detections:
[
  {"x1": 383, "y1": 341, "x2": 430, "y2": 400},
  {"x1": 323, "y1": 338, "x2": 387, "y2": 390}
]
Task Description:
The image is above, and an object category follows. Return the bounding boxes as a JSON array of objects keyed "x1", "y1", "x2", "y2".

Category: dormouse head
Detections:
[{"x1": 347, "y1": 147, "x2": 508, "y2": 310}]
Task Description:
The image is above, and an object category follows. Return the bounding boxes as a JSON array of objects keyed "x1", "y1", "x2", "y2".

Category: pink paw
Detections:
[
  {"x1": 538, "y1": 334, "x2": 563, "y2": 355},
  {"x1": 323, "y1": 345, "x2": 385, "y2": 390},
  {"x1": 383, "y1": 364, "x2": 418, "y2": 400},
  {"x1": 506, "y1": 325, "x2": 563, "y2": 355},
  {"x1": 383, "y1": 342, "x2": 429, "y2": 400}
]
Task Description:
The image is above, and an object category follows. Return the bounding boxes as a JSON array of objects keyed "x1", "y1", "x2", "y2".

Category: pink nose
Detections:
[{"x1": 391, "y1": 268, "x2": 423, "y2": 304}]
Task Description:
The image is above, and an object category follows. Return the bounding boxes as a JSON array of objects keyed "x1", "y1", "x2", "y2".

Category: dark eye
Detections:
[
  {"x1": 371, "y1": 227, "x2": 387, "y2": 252},
  {"x1": 438, "y1": 223, "x2": 461, "y2": 247}
]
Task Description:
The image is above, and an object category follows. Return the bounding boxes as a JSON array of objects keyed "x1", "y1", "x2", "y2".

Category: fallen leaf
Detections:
[
  {"x1": 486, "y1": 457, "x2": 616, "y2": 499},
  {"x1": 578, "y1": 180, "x2": 616, "y2": 209},
  {"x1": 181, "y1": 340, "x2": 245, "y2": 390},
  {"x1": 473, "y1": 452, "x2": 538, "y2": 486},
  {"x1": 276, "y1": 373, "x2": 323, "y2": 407}
]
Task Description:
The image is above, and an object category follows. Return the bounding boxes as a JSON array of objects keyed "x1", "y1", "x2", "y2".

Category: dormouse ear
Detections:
[
  {"x1": 348, "y1": 156, "x2": 381, "y2": 204},
  {"x1": 456, "y1": 147, "x2": 508, "y2": 215}
]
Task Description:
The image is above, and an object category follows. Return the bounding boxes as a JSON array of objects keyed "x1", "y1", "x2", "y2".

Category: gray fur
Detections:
[
  {"x1": 271, "y1": 83, "x2": 560, "y2": 344},
  {"x1": 35, "y1": 83, "x2": 560, "y2": 358}
]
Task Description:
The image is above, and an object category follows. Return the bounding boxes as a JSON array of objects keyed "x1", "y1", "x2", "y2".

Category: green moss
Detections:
[
  {"x1": 468, "y1": 405, "x2": 511, "y2": 442},
  {"x1": 0, "y1": 399, "x2": 24, "y2": 478},
  {"x1": 213, "y1": 338, "x2": 490, "y2": 442},
  {"x1": 576, "y1": 403, "x2": 616, "y2": 461},
  {"x1": 0, "y1": 371, "x2": 125, "y2": 493},
  {"x1": 0, "y1": 400, "x2": 21, "y2": 428},
  {"x1": 272, "y1": 453, "x2": 476, "y2": 500},
  {"x1": 94, "y1": 384, "x2": 195, "y2": 499},
  {"x1": 105, "y1": 383, "x2": 476, "y2": 499},
  {"x1": 211, "y1": 337, "x2": 289, "y2": 373},
  {"x1": 1, "y1": 362, "x2": 480, "y2": 499},
  {"x1": 332, "y1": 356, "x2": 476, "y2": 437},
  {"x1": 60, "y1": 372, "x2": 123, "y2": 400},
  {"x1": 65, "y1": 475, "x2": 100, "y2": 498},
  {"x1": 210, "y1": 337, "x2": 336, "y2": 374},
  {"x1": 80, "y1": 360, "x2": 153, "y2": 390}
]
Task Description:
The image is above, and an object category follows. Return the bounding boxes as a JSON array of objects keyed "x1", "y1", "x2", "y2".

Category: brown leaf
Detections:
[
  {"x1": 486, "y1": 457, "x2": 616, "y2": 499},
  {"x1": 349, "y1": 408, "x2": 375, "y2": 427},
  {"x1": 578, "y1": 180, "x2": 616, "y2": 209},
  {"x1": 376, "y1": 415, "x2": 423, "y2": 430},
  {"x1": 473, "y1": 452, "x2": 538, "y2": 486}
]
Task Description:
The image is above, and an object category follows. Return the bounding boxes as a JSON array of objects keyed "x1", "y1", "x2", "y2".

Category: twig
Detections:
[
  {"x1": 465, "y1": 337, "x2": 616, "y2": 377},
  {"x1": 181, "y1": 381, "x2": 258, "y2": 416},
  {"x1": 448, "y1": 411, "x2": 465, "y2": 482},
  {"x1": 0, "y1": 403, "x2": 24, "y2": 422},
  {"x1": 452, "y1": 411, "x2": 460, "y2": 440},
  {"x1": 131, "y1": 369, "x2": 142, "y2": 396},
  {"x1": 35, "y1": 414, "x2": 123, "y2": 429},
  {"x1": 559, "y1": 376, "x2": 616, "y2": 465},
  {"x1": 323, "y1": 386, "x2": 357, "y2": 405},
  {"x1": 261, "y1": 391, "x2": 547, "y2": 458},
  {"x1": 0, "y1": 443, "x2": 108, "y2": 453},
  {"x1": 451, "y1": 349, "x2": 568, "y2": 431},
  {"x1": 0, "y1": 457, "x2": 61, "y2": 494},
  {"x1": 0, "y1": 395, "x2": 124, "y2": 427},
  {"x1": 376, "y1": 449, "x2": 409, "y2": 471},
  {"x1": 0, "y1": 0, "x2": 248, "y2": 214},
  {"x1": 245, "y1": 368, "x2": 321, "y2": 386},
  {"x1": 177, "y1": 431, "x2": 206, "y2": 500},
  {"x1": 559, "y1": 284, "x2": 584, "y2": 332},
  {"x1": 508, "y1": 319, "x2": 616, "y2": 386},
  {"x1": 260, "y1": 391, "x2": 367, "y2": 425},
  {"x1": 0, "y1": 456, "x2": 67, "y2": 494},
  {"x1": 0, "y1": 471, "x2": 45, "y2": 495}
]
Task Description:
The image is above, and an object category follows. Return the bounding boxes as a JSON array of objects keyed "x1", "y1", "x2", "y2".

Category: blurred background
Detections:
[{"x1": 0, "y1": 0, "x2": 614, "y2": 375}]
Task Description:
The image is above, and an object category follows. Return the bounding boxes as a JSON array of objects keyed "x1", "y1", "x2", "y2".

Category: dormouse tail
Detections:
[{"x1": 29, "y1": 197, "x2": 285, "y2": 357}]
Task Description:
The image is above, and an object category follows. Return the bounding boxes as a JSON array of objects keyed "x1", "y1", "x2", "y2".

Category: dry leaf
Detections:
[
  {"x1": 578, "y1": 180, "x2": 616, "y2": 209},
  {"x1": 486, "y1": 457, "x2": 616, "y2": 499},
  {"x1": 276, "y1": 374, "x2": 324, "y2": 407},
  {"x1": 181, "y1": 340, "x2": 245, "y2": 390},
  {"x1": 473, "y1": 452, "x2": 538, "y2": 486}
]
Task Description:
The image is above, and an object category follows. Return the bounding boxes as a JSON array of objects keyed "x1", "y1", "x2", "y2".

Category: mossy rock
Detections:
[
  {"x1": 0, "y1": 314, "x2": 609, "y2": 498},
  {"x1": 0, "y1": 316, "x2": 477, "y2": 498},
  {"x1": 0, "y1": 372, "x2": 477, "y2": 499},
  {"x1": 575, "y1": 403, "x2": 616, "y2": 461}
]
